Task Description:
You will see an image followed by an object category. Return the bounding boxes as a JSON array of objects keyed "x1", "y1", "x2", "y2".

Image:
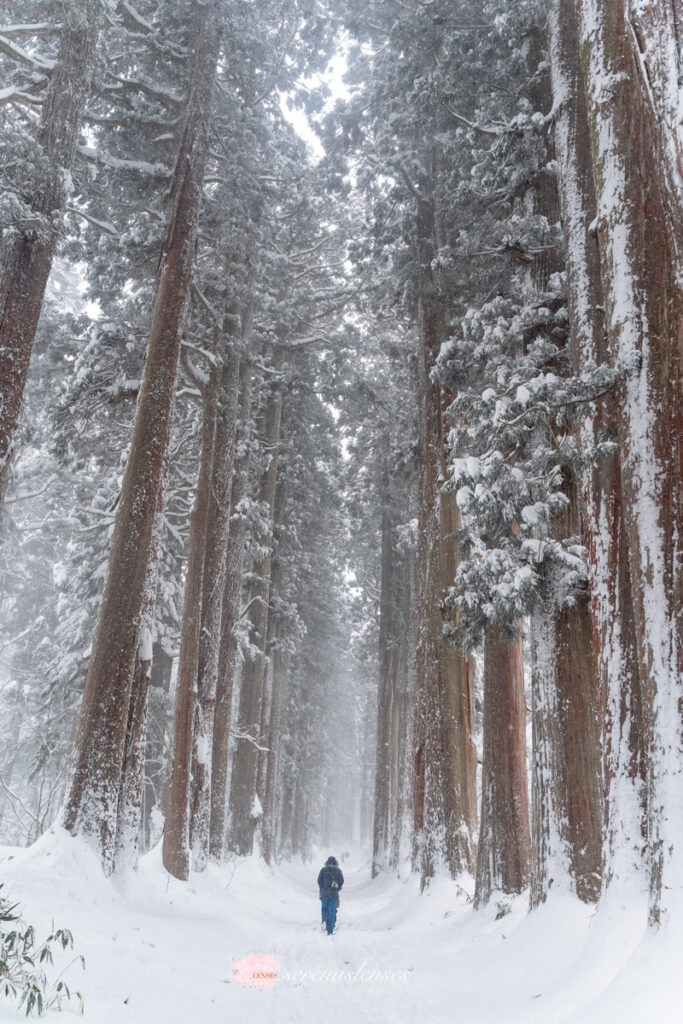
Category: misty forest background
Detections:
[{"x1": 0, "y1": 0, "x2": 681, "y2": 936}]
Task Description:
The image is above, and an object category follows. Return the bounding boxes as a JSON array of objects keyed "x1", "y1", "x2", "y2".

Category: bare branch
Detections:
[
  {"x1": 191, "y1": 282, "x2": 222, "y2": 324},
  {"x1": 0, "y1": 615, "x2": 44, "y2": 654},
  {"x1": 400, "y1": 166, "x2": 422, "y2": 200},
  {"x1": 4, "y1": 480, "x2": 52, "y2": 503},
  {"x1": 239, "y1": 596, "x2": 268, "y2": 620},
  {"x1": 179, "y1": 345, "x2": 208, "y2": 393},
  {"x1": 228, "y1": 727, "x2": 269, "y2": 753}
]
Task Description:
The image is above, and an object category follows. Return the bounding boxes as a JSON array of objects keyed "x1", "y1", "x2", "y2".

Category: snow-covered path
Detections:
[{"x1": 0, "y1": 829, "x2": 677, "y2": 1023}]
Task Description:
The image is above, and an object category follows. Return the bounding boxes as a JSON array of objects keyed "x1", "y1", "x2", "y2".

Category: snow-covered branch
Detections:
[
  {"x1": 0, "y1": 23, "x2": 61, "y2": 38},
  {"x1": 0, "y1": 34, "x2": 54, "y2": 72}
]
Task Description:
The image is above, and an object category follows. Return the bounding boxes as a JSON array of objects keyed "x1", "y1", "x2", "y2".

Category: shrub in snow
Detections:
[{"x1": 0, "y1": 885, "x2": 84, "y2": 1016}]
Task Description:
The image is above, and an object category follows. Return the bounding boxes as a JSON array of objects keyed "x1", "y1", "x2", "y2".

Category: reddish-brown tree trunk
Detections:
[
  {"x1": 475, "y1": 630, "x2": 531, "y2": 905},
  {"x1": 530, "y1": 578, "x2": 603, "y2": 905},
  {"x1": 0, "y1": 1, "x2": 99, "y2": 502},
  {"x1": 576, "y1": 0, "x2": 683, "y2": 922},
  {"x1": 438, "y1": 476, "x2": 477, "y2": 856},
  {"x1": 551, "y1": 3, "x2": 645, "y2": 902},
  {"x1": 62, "y1": 1, "x2": 221, "y2": 872},
  {"x1": 163, "y1": 359, "x2": 219, "y2": 879},
  {"x1": 524, "y1": 23, "x2": 604, "y2": 906},
  {"x1": 553, "y1": 594, "x2": 602, "y2": 898},
  {"x1": 413, "y1": 159, "x2": 476, "y2": 883},
  {"x1": 189, "y1": 343, "x2": 242, "y2": 870},
  {"x1": 113, "y1": 481, "x2": 166, "y2": 873}
]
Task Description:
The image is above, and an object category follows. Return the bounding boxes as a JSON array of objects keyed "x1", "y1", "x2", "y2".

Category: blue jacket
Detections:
[{"x1": 318, "y1": 858, "x2": 344, "y2": 900}]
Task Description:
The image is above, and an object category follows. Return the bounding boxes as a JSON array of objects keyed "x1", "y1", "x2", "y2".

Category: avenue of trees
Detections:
[{"x1": 0, "y1": 0, "x2": 680, "y2": 933}]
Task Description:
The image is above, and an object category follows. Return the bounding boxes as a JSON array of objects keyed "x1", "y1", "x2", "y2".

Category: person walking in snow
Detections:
[{"x1": 317, "y1": 855, "x2": 344, "y2": 935}]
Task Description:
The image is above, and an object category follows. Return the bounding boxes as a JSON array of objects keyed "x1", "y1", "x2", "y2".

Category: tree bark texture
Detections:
[
  {"x1": 474, "y1": 630, "x2": 531, "y2": 906},
  {"x1": 208, "y1": 361, "x2": 253, "y2": 861},
  {"x1": 113, "y1": 484, "x2": 165, "y2": 874},
  {"x1": 372, "y1": 451, "x2": 415, "y2": 875},
  {"x1": 142, "y1": 643, "x2": 173, "y2": 850},
  {"x1": 228, "y1": 349, "x2": 284, "y2": 855},
  {"x1": 260, "y1": 556, "x2": 289, "y2": 865},
  {"x1": 0, "y1": 0, "x2": 100, "y2": 503},
  {"x1": 550, "y1": 0, "x2": 645, "y2": 905},
  {"x1": 576, "y1": 0, "x2": 683, "y2": 922},
  {"x1": 189, "y1": 342, "x2": 242, "y2": 870},
  {"x1": 62, "y1": 0, "x2": 221, "y2": 872},
  {"x1": 412, "y1": 160, "x2": 476, "y2": 883},
  {"x1": 372, "y1": 460, "x2": 399, "y2": 876},
  {"x1": 530, "y1": 584, "x2": 603, "y2": 905},
  {"x1": 163, "y1": 359, "x2": 219, "y2": 879},
  {"x1": 390, "y1": 542, "x2": 415, "y2": 870},
  {"x1": 525, "y1": 25, "x2": 604, "y2": 906}
]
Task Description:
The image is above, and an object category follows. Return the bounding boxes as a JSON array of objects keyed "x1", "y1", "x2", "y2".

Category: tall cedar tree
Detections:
[
  {"x1": 63, "y1": 0, "x2": 221, "y2": 872},
  {"x1": 574, "y1": 0, "x2": 682, "y2": 922},
  {"x1": 0, "y1": 1, "x2": 100, "y2": 502}
]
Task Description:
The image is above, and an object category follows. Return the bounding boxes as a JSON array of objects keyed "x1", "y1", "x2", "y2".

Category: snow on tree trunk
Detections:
[
  {"x1": 438, "y1": 471, "x2": 477, "y2": 858},
  {"x1": 525, "y1": 21, "x2": 604, "y2": 906},
  {"x1": 228, "y1": 348, "x2": 284, "y2": 857},
  {"x1": 142, "y1": 643, "x2": 173, "y2": 850},
  {"x1": 190, "y1": 343, "x2": 243, "y2": 871},
  {"x1": 208, "y1": 363, "x2": 253, "y2": 861},
  {"x1": 62, "y1": 0, "x2": 221, "y2": 873},
  {"x1": 256, "y1": 546, "x2": 282, "y2": 809},
  {"x1": 530, "y1": 568, "x2": 603, "y2": 905},
  {"x1": 474, "y1": 629, "x2": 531, "y2": 906},
  {"x1": 372, "y1": 455, "x2": 399, "y2": 876},
  {"x1": 413, "y1": 161, "x2": 476, "y2": 884},
  {"x1": 113, "y1": 481, "x2": 165, "y2": 874},
  {"x1": 390, "y1": 544, "x2": 415, "y2": 871},
  {"x1": 261, "y1": 559, "x2": 289, "y2": 865},
  {"x1": 550, "y1": 0, "x2": 643, "y2": 908},
  {"x1": 0, "y1": 0, "x2": 100, "y2": 503},
  {"x1": 163, "y1": 358, "x2": 219, "y2": 880},
  {"x1": 576, "y1": 0, "x2": 683, "y2": 923}
]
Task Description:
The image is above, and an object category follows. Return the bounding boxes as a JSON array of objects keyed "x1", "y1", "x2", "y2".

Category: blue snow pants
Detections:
[{"x1": 321, "y1": 896, "x2": 338, "y2": 934}]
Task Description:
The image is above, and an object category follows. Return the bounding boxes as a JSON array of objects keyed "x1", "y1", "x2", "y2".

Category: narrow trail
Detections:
[{"x1": 0, "y1": 829, "x2": 663, "y2": 1024}]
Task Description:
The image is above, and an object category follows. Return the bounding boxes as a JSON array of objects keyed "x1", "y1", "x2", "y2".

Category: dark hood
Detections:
[{"x1": 325, "y1": 856, "x2": 338, "y2": 866}]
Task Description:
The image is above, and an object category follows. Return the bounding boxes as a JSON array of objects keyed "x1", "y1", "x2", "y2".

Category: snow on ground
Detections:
[{"x1": 0, "y1": 828, "x2": 679, "y2": 1023}]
